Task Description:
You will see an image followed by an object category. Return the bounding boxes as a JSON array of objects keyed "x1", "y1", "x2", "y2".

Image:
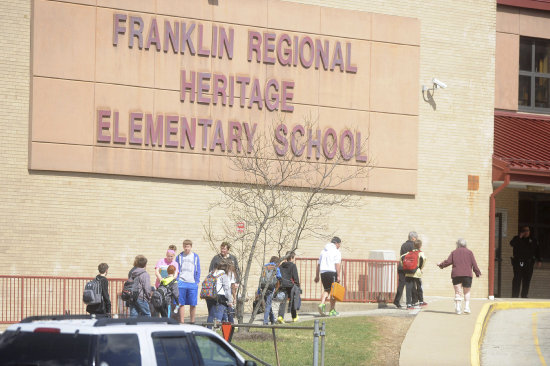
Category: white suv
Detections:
[{"x1": 0, "y1": 315, "x2": 257, "y2": 366}]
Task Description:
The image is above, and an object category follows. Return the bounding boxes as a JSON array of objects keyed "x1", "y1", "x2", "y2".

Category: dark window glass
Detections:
[
  {"x1": 519, "y1": 196, "x2": 535, "y2": 223},
  {"x1": 97, "y1": 334, "x2": 141, "y2": 366},
  {"x1": 520, "y1": 38, "x2": 532, "y2": 71},
  {"x1": 535, "y1": 77, "x2": 550, "y2": 108},
  {"x1": 519, "y1": 37, "x2": 550, "y2": 112},
  {"x1": 194, "y1": 334, "x2": 238, "y2": 366},
  {"x1": 534, "y1": 38, "x2": 550, "y2": 73},
  {"x1": 153, "y1": 336, "x2": 194, "y2": 366},
  {"x1": 519, "y1": 75, "x2": 531, "y2": 106},
  {"x1": 0, "y1": 331, "x2": 92, "y2": 366}
]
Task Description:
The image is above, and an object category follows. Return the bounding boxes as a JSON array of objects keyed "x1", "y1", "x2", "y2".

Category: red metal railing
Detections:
[
  {"x1": 0, "y1": 276, "x2": 128, "y2": 324},
  {"x1": 0, "y1": 258, "x2": 398, "y2": 324},
  {"x1": 295, "y1": 258, "x2": 398, "y2": 303}
]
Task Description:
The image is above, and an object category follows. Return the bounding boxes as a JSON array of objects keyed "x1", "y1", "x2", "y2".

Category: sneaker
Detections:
[
  {"x1": 328, "y1": 309, "x2": 339, "y2": 316},
  {"x1": 393, "y1": 301, "x2": 402, "y2": 309},
  {"x1": 414, "y1": 304, "x2": 421, "y2": 309},
  {"x1": 464, "y1": 306, "x2": 471, "y2": 314},
  {"x1": 293, "y1": 316, "x2": 299, "y2": 322},
  {"x1": 420, "y1": 302, "x2": 428, "y2": 307},
  {"x1": 318, "y1": 303, "x2": 326, "y2": 316},
  {"x1": 276, "y1": 316, "x2": 285, "y2": 324},
  {"x1": 406, "y1": 304, "x2": 414, "y2": 310}
]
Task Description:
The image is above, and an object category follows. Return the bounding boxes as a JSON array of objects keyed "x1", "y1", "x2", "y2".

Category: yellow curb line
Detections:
[{"x1": 470, "y1": 301, "x2": 550, "y2": 366}]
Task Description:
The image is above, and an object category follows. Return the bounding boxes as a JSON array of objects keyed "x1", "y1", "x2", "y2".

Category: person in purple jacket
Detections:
[{"x1": 438, "y1": 238, "x2": 481, "y2": 315}]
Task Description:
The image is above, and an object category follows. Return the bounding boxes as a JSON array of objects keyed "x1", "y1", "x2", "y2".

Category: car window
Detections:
[
  {"x1": 0, "y1": 330, "x2": 92, "y2": 366},
  {"x1": 153, "y1": 335, "x2": 195, "y2": 366},
  {"x1": 194, "y1": 334, "x2": 239, "y2": 366},
  {"x1": 97, "y1": 334, "x2": 141, "y2": 366}
]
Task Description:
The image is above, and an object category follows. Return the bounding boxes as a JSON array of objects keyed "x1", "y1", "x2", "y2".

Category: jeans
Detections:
[
  {"x1": 394, "y1": 270, "x2": 406, "y2": 304},
  {"x1": 263, "y1": 290, "x2": 275, "y2": 324},
  {"x1": 278, "y1": 288, "x2": 296, "y2": 319},
  {"x1": 130, "y1": 299, "x2": 151, "y2": 317},
  {"x1": 405, "y1": 277, "x2": 420, "y2": 306},
  {"x1": 206, "y1": 299, "x2": 226, "y2": 327}
]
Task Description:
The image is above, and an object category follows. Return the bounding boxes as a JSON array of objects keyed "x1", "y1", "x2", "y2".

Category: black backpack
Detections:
[
  {"x1": 121, "y1": 278, "x2": 137, "y2": 302},
  {"x1": 82, "y1": 278, "x2": 102, "y2": 305},
  {"x1": 151, "y1": 279, "x2": 175, "y2": 310}
]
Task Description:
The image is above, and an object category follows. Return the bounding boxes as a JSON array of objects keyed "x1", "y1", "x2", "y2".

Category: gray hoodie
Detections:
[{"x1": 131, "y1": 267, "x2": 151, "y2": 301}]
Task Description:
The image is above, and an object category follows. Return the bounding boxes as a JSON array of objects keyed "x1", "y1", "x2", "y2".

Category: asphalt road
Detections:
[{"x1": 481, "y1": 307, "x2": 550, "y2": 366}]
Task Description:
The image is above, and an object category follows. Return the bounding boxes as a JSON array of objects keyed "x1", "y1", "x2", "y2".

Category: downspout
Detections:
[{"x1": 488, "y1": 173, "x2": 510, "y2": 298}]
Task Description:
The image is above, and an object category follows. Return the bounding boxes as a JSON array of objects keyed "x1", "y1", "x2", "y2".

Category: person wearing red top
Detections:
[{"x1": 438, "y1": 238, "x2": 481, "y2": 315}]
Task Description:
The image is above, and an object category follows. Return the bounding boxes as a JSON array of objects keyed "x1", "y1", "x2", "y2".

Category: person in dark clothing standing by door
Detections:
[
  {"x1": 394, "y1": 232, "x2": 418, "y2": 309},
  {"x1": 510, "y1": 226, "x2": 542, "y2": 298},
  {"x1": 86, "y1": 263, "x2": 111, "y2": 315}
]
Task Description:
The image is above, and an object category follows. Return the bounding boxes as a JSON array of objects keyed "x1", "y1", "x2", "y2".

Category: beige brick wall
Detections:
[{"x1": 0, "y1": 0, "x2": 496, "y2": 317}]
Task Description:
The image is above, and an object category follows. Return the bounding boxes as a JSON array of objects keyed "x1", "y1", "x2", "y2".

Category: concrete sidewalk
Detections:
[
  {"x1": 399, "y1": 297, "x2": 490, "y2": 366},
  {"x1": 399, "y1": 297, "x2": 550, "y2": 366}
]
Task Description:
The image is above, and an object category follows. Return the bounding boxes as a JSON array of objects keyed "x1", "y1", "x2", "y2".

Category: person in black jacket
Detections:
[
  {"x1": 277, "y1": 251, "x2": 300, "y2": 323},
  {"x1": 393, "y1": 232, "x2": 418, "y2": 309},
  {"x1": 86, "y1": 263, "x2": 111, "y2": 315},
  {"x1": 510, "y1": 226, "x2": 542, "y2": 298}
]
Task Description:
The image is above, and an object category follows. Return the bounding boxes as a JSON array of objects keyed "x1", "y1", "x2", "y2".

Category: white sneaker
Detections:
[
  {"x1": 464, "y1": 306, "x2": 471, "y2": 314},
  {"x1": 455, "y1": 301, "x2": 462, "y2": 314}
]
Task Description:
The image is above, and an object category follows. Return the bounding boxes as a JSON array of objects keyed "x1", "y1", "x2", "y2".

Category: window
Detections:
[
  {"x1": 519, "y1": 37, "x2": 550, "y2": 113},
  {"x1": 194, "y1": 334, "x2": 239, "y2": 366},
  {"x1": 97, "y1": 334, "x2": 141, "y2": 366},
  {"x1": 0, "y1": 331, "x2": 92, "y2": 366},
  {"x1": 518, "y1": 192, "x2": 550, "y2": 260},
  {"x1": 153, "y1": 333, "x2": 195, "y2": 366}
]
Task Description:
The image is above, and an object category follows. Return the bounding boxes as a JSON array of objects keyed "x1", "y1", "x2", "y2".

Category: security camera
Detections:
[{"x1": 432, "y1": 78, "x2": 447, "y2": 89}]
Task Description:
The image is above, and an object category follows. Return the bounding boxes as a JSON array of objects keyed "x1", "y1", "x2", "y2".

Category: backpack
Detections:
[
  {"x1": 402, "y1": 250, "x2": 421, "y2": 273},
  {"x1": 200, "y1": 272, "x2": 223, "y2": 300},
  {"x1": 151, "y1": 279, "x2": 175, "y2": 310},
  {"x1": 82, "y1": 278, "x2": 102, "y2": 305},
  {"x1": 120, "y1": 278, "x2": 136, "y2": 302},
  {"x1": 259, "y1": 264, "x2": 279, "y2": 289}
]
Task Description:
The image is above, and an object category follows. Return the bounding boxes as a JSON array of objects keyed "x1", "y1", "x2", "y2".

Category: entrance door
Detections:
[{"x1": 495, "y1": 212, "x2": 503, "y2": 298}]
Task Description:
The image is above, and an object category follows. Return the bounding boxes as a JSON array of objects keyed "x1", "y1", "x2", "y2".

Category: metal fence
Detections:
[
  {"x1": 0, "y1": 275, "x2": 128, "y2": 324},
  {"x1": 0, "y1": 258, "x2": 398, "y2": 324},
  {"x1": 295, "y1": 258, "x2": 398, "y2": 303}
]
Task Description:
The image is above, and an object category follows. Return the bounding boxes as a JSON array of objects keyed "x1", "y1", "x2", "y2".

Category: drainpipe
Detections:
[{"x1": 488, "y1": 174, "x2": 510, "y2": 298}]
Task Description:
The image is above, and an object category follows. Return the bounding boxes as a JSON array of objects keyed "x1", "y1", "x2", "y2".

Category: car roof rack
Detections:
[
  {"x1": 21, "y1": 315, "x2": 99, "y2": 323},
  {"x1": 19, "y1": 315, "x2": 180, "y2": 327},
  {"x1": 94, "y1": 317, "x2": 180, "y2": 327}
]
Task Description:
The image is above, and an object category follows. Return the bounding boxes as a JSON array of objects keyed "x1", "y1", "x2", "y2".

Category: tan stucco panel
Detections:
[
  {"x1": 495, "y1": 32, "x2": 519, "y2": 111},
  {"x1": 30, "y1": 142, "x2": 93, "y2": 172},
  {"x1": 496, "y1": 5, "x2": 519, "y2": 34},
  {"x1": 93, "y1": 146, "x2": 153, "y2": 176},
  {"x1": 97, "y1": 0, "x2": 154, "y2": 13},
  {"x1": 370, "y1": 42, "x2": 420, "y2": 115},
  {"x1": 267, "y1": 0, "x2": 320, "y2": 34},
  {"x1": 320, "y1": 6, "x2": 372, "y2": 40},
  {"x1": 32, "y1": 77, "x2": 95, "y2": 145},
  {"x1": 318, "y1": 38, "x2": 370, "y2": 110},
  {"x1": 371, "y1": 13, "x2": 421, "y2": 46},
  {"x1": 369, "y1": 113, "x2": 417, "y2": 170},
  {"x1": 519, "y1": 9, "x2": 550, "y2": 39},
  {"x1": 33, "y1": 0, "x2": 95, "y2": 81}
]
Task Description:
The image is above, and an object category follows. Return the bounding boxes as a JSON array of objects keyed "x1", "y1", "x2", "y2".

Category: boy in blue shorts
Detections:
[{"x1": 175, "y1": 239, "x2": 201, "y2": 323}]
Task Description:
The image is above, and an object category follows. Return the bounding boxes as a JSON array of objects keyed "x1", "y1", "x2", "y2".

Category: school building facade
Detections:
[{"x1": 4, "y1": 0, "x2": 546, "y2": 314}]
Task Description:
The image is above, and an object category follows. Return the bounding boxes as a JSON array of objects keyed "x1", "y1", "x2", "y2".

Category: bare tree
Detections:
[{"x1": 204, "y1": 115, "x2": 372, "y2": 324}]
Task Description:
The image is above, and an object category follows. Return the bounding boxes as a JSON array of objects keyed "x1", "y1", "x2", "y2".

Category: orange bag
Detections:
[{"x1": 330, "y1": 282, "x2": 345, "y2": 302}]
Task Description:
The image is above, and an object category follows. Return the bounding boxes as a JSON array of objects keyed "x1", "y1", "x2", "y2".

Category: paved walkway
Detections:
[{"x1": 399, "y1": 297, "x2": 550, "y2": 366}]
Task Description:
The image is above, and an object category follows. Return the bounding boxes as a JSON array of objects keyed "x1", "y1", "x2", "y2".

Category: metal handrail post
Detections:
[
  {"x1": 272, "y1": 327, "x2": 280, "y2": 366},
  {"x1": 320, "y1": 321, "x2": 326, "y2": 366},
  {"x1": 313, "y1": 319, "x2": 319, "y2": 366}
]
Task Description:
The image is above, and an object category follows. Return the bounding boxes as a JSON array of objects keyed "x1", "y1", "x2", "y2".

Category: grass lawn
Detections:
[{"x1": 230, "y1": 316, "x2": 377, "y2": 366}]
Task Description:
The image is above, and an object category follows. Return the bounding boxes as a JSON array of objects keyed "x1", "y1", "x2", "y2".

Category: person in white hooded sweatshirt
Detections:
[{"x1": 314, "y1": 236, "x2": 342, "y2": 316}]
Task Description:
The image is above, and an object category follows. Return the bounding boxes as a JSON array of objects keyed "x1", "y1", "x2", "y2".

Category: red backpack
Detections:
[{"x1": 402, "y1": 250, "x2": 420, "y2": 273}]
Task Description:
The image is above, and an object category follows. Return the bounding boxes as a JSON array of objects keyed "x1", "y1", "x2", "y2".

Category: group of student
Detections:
[
  {"x1": 257, "y1": 251, "x2": 301, "y2": 325},
  {"x1": 85, "y1": 240, "x2": 240, "y2": 324}
]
